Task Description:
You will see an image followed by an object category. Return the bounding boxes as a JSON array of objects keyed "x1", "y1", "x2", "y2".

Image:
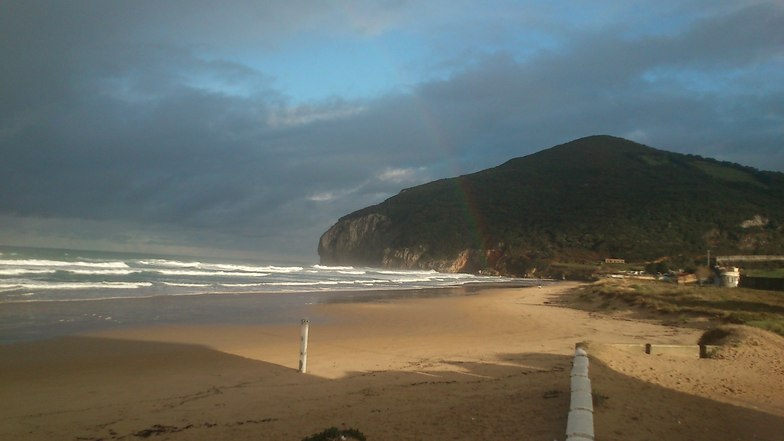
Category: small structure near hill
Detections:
[
  {"x1": 718, "y1": 266, "x2": 740, "y2": 288},
  {"x1": 675, "y1": 273, "x2": 698, "y2": 285}
]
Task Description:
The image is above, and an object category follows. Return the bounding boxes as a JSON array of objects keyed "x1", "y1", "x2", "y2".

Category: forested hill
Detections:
[{"x1": 318, "y1": 135, "x2": 784, "y2": 276}]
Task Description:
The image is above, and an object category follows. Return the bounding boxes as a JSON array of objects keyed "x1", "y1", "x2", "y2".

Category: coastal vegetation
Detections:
[
  {"x1": 320, "y1": 135, "x2": 784, "y2": 277},
  {"x1": 569, "y1": 279, "x2": 784, "y2": 336}
]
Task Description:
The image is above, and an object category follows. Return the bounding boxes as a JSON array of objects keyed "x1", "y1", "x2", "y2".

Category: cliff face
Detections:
[
  {"x1": 318, "y1": 213, "x2": 392, "y2": 266},
  {"x1": 318, "y1": 213, "x2": 488, "y2": 273},
  {"x1": 317, "y1": 135, "x2": 784, "y2": 275}
]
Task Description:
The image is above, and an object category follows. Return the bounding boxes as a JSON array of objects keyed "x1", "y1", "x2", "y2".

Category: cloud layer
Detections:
[{"x1": 1, "y1": 1, "x2": 782, "y2": 260}]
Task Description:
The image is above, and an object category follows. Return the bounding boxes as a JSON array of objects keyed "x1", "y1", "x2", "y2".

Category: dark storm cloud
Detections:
[
  {"x1": 406, "y1": 2, "x2": 784, "y2": 169},
  {"x1": 1, "y1": 1, "x2": 782, "y2": 259}
]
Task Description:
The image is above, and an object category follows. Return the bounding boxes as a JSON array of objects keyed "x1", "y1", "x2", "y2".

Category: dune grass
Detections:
[{"x1": 574, "y1": 279, "x2": 784, "y2": 336}]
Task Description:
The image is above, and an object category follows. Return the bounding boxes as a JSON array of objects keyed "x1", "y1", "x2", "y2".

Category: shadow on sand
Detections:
[
  {"x1": 589, "y1": 356, "x2": 784, "y2": 441},
  {"x1": 1, "y1": 336, "x2": 781, "y2": 440}
]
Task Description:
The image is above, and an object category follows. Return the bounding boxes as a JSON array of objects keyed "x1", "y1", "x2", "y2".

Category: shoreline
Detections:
[
  {"x1": 1, "y1": 282, "x2": 782, "y2": 440},
  {"x1": 0, "y1": 282, "x2": 544, "y2": 345}
]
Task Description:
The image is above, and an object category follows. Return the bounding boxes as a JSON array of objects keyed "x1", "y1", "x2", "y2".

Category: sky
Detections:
[{"x1": 1, "y1": 0, "x2": 783, "y2": 262}]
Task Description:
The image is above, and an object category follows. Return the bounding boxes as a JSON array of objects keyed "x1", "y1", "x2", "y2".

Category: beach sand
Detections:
[{"x1": 1, "y1": 283, "x2": 782, "y2": 440}]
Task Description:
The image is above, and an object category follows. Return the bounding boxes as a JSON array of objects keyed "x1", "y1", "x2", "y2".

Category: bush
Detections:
[
  {"x1": 645, "y1": 261, "x2": 670, "y2": 275},
  {"x1": 698, "y1": 327, "x2": 734, "y2": 345},
  {"x1": 301, "y1": 427, "x2": 367, "y2": 441}
]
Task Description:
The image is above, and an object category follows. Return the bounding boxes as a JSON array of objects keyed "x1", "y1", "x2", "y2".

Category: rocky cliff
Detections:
[
  {"x1": 317, "y1": 213, "x2": 392, "y2": 266},
  {"x1": 318, "y1": 212, "x2": 489, "y2": 273}
]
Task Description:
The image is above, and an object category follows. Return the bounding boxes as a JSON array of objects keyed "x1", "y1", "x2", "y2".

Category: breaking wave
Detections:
[{"x1": 0, "y1": 247, "x2": 519, "y2": 303}]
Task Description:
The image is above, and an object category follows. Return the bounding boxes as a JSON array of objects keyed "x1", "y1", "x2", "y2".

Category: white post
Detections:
[
  {"x1": 299, "y1": 318, "x2": 309, "y2": 373},
  {"x1": 567, "y1": 345, "x2": 594, "y2": 441}
]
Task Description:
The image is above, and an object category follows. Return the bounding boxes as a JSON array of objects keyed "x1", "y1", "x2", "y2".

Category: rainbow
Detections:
[
  {"x1": 411, "y1": 92, "x2": 491, "y2": 254},
  {"x1": 332, "y1": 3, "x2": 492, "y2": 256}
]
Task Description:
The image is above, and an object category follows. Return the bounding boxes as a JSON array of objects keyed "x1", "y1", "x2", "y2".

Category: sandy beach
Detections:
[{"x1": 1, "y1": 282, "x2": 782, "y2": 440}]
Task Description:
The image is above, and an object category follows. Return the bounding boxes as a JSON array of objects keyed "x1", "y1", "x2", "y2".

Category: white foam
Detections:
[
  {"x1": 377, "y1": 269, "x2": 439, "y2": 276},
  {"x1": 312, "y1": 264, "x2": 357, "y2": 271},
  {"x1": 161, "y1": 282, "x2": 212, "y2": 287},
  {"x1": 154, "y1": 269, "x2": 270, "y2": 277},
  {"x1": 263, "y1": 280, "x2": 350, "y2": 286},
  {"x1": 0, "y1": 249, "x2": 523, "y2": 304},
  {"x1": 0, "y1": 281, "x2": 152, "y2": 291},
  {"x1": 220, "y1": 283, "x2": 266, "y2": 287},
  {"x1": 137, "y1": 259, "x2": 302, "y2": 274},
  {"x1": 0, "y1": 269, "x2": 57, "y2": 276},
  {"x1": 392, "y1": 277, "x2": 435, "y2": 283},
  {"x1": 67, "y1": 269, "x2": 139, "y2": 276},
  {"x1": 0, "y1": 259, "x2": 129, "y2": 269},
  {"x1": 137, "y1": 259, "x2": 202, "y2": 268},
  {"x1": 211, "y1": 264, "x2": 302, "y2": 273}
]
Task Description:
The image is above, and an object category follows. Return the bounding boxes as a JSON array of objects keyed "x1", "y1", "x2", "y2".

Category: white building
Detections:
[{"x1": 719, "y1": 267, "x2": 740, "y2": 288}]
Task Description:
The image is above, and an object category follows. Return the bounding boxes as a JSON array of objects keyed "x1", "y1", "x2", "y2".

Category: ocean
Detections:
[{"x1": 0, "y1": 246, "x2": 535, "y2": 343}]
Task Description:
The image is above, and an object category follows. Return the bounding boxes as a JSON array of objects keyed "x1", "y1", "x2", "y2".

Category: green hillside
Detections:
[{"x1": 323, "y1": 135, "x2": 784, "y2": 276}]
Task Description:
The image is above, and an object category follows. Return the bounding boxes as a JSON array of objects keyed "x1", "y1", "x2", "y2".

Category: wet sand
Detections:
[{"x1": 1, "y1": 283, "x2": 782, "y2": 440}]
